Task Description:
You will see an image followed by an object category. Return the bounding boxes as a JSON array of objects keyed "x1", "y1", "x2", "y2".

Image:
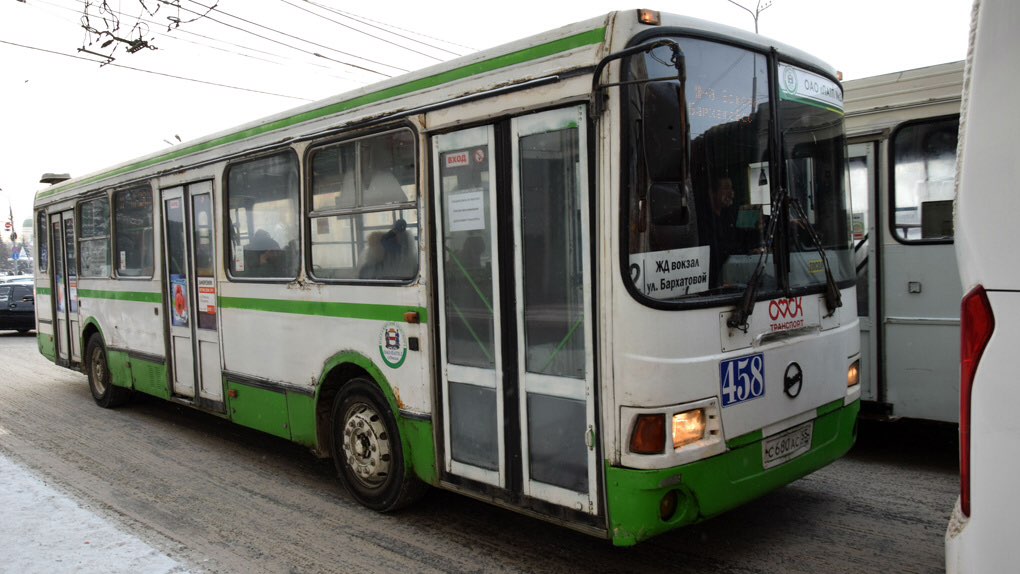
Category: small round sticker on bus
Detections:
[{"x1": 379, "y1": 322, "x2": 407, "y2": 369}]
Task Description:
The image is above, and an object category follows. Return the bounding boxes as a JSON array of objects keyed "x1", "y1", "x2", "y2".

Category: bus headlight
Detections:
[
  {"x1": 672, "y1": 408, "x2": 706, "y2": 449},
  {"x1": 848, "y1": 360, "x2": 860, "y2": 388}
]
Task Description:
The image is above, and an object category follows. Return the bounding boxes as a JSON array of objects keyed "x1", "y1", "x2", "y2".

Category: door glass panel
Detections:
[
  {"x1": 848, "y1": 153, "x2": 870, "y2": 316},
  {"x1": 165, "y1": 198, "x2": 189, "y2": 328},
  {"x1": 52, "y1": 220, "x2": 65, "y2": 313},
  {"x1": 192, "y1": 194, "x2": 217, "y2": 331},
  {"x1": 62, "y1": 218, "x2": 77, "y2": 313},
  {"x1": 448, "y1": 382, "x2": 498, "y2": 470},
  {"x1": 520, "y1": 128, "x2": 585, "y2": 379},
  {"x1": 527, "y1": 393, "x2": 587, "y2": 492},
  {"x1": 36, "y1": 211, "x2": 49, "y2": 274},
  {"x1": 440, "y1": 144, "x2": 495, "y2": 369}
]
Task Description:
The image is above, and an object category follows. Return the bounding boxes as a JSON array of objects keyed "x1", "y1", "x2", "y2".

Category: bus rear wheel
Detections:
[
  {"x1": 86, "y1": 334, "x2": 131, "y2": 408},
  {"x1": 330, "y1": 378, "x2": 425, "y2": 512}
]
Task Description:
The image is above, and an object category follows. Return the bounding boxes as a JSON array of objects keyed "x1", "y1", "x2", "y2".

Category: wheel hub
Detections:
[
  {"x1": 342, "y1": 402, "x2": 391, "y2": 488},
  {"x1": 91, "y1": 347, "x2": 107, "y2": 394}
]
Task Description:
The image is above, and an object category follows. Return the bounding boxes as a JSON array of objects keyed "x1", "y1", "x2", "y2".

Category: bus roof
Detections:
[
  {"x1": 843, "y1": 60, "x2": 964, "y2": 135},
  {"x1": 35, "y1": 9, "x2": 836, "y2": 206}
]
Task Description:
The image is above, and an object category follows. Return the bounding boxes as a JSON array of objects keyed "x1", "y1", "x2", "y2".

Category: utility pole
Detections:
[{"x1": 725, "y1": 0, "x2": 774, "y2": 34}]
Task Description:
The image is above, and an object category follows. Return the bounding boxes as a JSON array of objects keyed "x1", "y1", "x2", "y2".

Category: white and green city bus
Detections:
[{"x1": 31, "y1": 9, "x2": 860, "y2": 545}]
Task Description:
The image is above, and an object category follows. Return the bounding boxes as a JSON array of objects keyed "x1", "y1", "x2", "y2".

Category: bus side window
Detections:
[
  {"x1": 114, "y1": 186, "x2": 155, "y2": 278},
  {"x1": 891, "y1": 117, "x2": 959, "y2": 242},
  {"x1": 309, "y1": 129, "x2": 419, "y2": 282},
  {"x1": 227, "y1": 152, "x2": 300, "y2": 280}
]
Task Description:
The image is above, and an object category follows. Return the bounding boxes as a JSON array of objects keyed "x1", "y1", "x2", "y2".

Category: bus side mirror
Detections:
[
  {"x1": 643, "y1": 81, "x2": 690, "y2": 226},
  {"x1": 649, "y1": 183, "x2": 689, "y2": 226},
  {"x1": 642, "y1": 81, "x2": 687, "y2": 182}
]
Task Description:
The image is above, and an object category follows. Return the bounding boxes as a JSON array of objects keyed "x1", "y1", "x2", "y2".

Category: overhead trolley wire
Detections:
[
  {"x1": 307, "y1": 2, "x2": 476, "y2": 55},
  {"x1": 279, "y1": 0, "x2": 450, "y2": 61},
  {"x1": 178, "y1": 0, "x2": 404, "y2": 76},
  {"x1": 0, "y1": 39, "x2": 314, "y2": 101}
]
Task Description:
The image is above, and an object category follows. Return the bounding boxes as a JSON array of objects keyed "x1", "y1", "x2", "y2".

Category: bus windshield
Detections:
[
  {"x1": 777, "y1": 63, "x2": 853, "y2": 290},
  {"x1": 624, "y1": 38, "x2": 853, "y2": 303}
]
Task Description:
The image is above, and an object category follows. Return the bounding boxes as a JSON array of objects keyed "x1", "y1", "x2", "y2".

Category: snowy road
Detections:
[{"x1": 0, "y1": 332, "x2": 957, "y2": 573}]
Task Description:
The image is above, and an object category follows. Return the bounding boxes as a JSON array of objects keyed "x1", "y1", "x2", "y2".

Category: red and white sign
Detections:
[
  {"x1": 768, "y1": 297, "x2": 805, "y2": 332},
  {"x1": 3, "y1": 221, "x2": 11, "y2": 231},
  {"x1": 445, "y1": 151, "x2": 469, "y2": 168},
  {"x1": 198, "y1": 277, "x2": 217, "y2": 315}
]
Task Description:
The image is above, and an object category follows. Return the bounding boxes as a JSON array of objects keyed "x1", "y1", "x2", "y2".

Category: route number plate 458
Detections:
[
  {"x1": 762, "y1": 421, "x2": 813, "y2": 469},
  {"x1": 720, "y1": 352, "x2": 765, "y2": 407}
]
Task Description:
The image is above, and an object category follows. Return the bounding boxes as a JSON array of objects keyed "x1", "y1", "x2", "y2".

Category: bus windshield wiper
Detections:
[
  {"x1": 726, "y1": 188, "x2": 787, "y2": 332},
  {"x1": 726, "y1": 190, "x2": 843, "y2": 332},
  {"x1": 788, "y1": 196, "x2": 842, "y2": 317}
]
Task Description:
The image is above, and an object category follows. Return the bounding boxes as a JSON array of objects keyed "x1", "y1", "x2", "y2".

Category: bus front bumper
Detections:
[{"x1": 605, "y1": 399, "x2": 859, "y2": 546}]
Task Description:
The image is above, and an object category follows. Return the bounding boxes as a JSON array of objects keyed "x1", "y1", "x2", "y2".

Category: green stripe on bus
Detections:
[
  {"x1": 36, "y1": 287, "x2": 52, "y2": 295},
  {"x1": 778, "y1": 92, "x2": 845, "y2": 116},
  {"x1": 815, "y1": 397, "x2": 844, "y2": 418},
  {"x1": 606, "y1": 399, "x2": 859, "y2": 546},
  {"x1": 219, "y1": 296, "x2": 428, "y2": 323},
  {"x1": 727, "y1": 398, "x2": 847, "y2": 449},
  {"x1": 37, "y1": 27, "x2": 606, "y2": 200},
  {"x1": 78, "y1": 289, "x2": 162, "y2": 303}
]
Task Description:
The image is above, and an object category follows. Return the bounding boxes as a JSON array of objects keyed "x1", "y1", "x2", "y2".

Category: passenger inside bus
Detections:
[
  {"x1": 346, "y1": 138, "x2": 409, "y2": 206},
  {"x1": 358, "y1": 218, "x2": 416, "y2": 280},
  {"x1": 700, "y1": 174, "x2": 763, "y2": 286},
  {"x1": 245, "y1": 228, "x2": 285, "y2": 276}
]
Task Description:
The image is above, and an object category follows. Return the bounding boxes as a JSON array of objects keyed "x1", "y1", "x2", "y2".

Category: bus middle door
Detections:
[{"x1": 161, "y1": 181, "x2": 225, "y2": 412}]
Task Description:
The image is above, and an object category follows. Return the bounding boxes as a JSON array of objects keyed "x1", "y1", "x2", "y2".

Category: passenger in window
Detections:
[
  {"x1": 704, "y1": 175, "x2": 763, "y2": 285},
  {"x1": 358, "y1": 218, "x2": 416, "y2": 280},
  {"x1": 247, "y1": 229, "x2": 283, "y2": 276},
  {"x1": 350, "y1": 139, "x2": 407, "y2": 205}
]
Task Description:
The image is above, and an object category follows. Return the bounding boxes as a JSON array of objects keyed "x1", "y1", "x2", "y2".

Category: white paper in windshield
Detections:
[{"x1": 630, "y1": 246, "x2": 711, "y2": 299}]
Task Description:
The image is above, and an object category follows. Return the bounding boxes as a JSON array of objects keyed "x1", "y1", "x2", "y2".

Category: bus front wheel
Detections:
[
  {"x1": 85, "y1": 334, "x2": 131, "y2": 408},
  {"x1": 330, "y1": 378, "x2": 424, "y2": 512}
]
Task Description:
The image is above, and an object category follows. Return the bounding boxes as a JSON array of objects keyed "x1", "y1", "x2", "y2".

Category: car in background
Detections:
[
  {"x1": 0, "y1": 283, "x2": 35, "y2": 333},
  {"x1": 0, "y1": 274, "x2": 33, "y2": 285}
]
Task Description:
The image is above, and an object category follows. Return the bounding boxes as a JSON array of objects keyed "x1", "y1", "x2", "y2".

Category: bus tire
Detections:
[
  {"x1": 330, "y1": 377, "x2": 425, "y2": 512},
  {"x1": 86, "y1": 334, "x2": 131, "y2": 408}
]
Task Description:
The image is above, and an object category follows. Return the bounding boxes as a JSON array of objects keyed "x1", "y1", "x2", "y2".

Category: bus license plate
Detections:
[{"x1": 762, "y1": 421, "x2": 813, "y2": 469}]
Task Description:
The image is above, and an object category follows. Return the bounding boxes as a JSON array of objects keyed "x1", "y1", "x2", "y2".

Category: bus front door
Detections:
[
  {"x1": 161, "y1": 182, "x2": 224, "y2": 412},
  {"x1": 848, "y1": 143, "x2": 880, "y2": 405},
  {"x1": 433, "y1": 105, "x2": 597, "y2": 516},
  {"x1": 50, "y1": 210, "x2": 80, "y2": 366}
]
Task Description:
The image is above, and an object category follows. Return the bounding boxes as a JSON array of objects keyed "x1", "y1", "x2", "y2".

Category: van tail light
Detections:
[{"x1": 960, "y1": 285, "x2": 994, "y2": 517}]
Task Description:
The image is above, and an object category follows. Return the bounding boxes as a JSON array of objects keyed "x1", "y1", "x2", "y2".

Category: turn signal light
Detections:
[
  {"x1": 847, "y1": 360, "x2": 860, "y2": 387},
  {"x1": 630, "y1": 414, "x2": 665, "y2": 454},
  {"x1": 637, "y1": 9, "x2": 660, "y2": 25},
  {"x1": 672, "y1": 409, "x2": 706, "y2": 449}
]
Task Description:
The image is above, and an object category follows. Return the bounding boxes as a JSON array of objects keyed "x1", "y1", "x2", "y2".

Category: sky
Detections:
[{"x1": 0, "y1": 0, "x2": 974, "y2": 236}]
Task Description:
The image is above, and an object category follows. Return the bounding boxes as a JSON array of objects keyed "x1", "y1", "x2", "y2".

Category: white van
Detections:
[{"x1": 945, "y1": 0, "x2": 1020, "y2": 571}]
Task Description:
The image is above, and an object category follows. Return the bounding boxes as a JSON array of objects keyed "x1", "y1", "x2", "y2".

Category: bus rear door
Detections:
[{"x1": 50, "y1": 210, "x2": 80, "y2": 366}]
